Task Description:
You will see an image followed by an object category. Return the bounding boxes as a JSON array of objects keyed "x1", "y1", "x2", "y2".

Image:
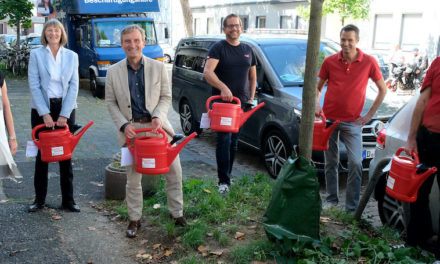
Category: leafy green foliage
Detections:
[
  {"x1": 297, "y1": 0, "x2": 371, "y2": 26},
  {"x1": 272, "y1": 220, "x2": 435, "y2": 263},
  {"x1": 0, "y1": 0, "x2": 34, "y2": 48}
]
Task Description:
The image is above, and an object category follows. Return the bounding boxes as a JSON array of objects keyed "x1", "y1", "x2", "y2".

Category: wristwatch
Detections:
[{"x1": 8, "y1": 136, "x2": 16, "y2": 140}]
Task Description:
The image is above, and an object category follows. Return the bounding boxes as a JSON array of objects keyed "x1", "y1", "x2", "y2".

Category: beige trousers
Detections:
[{"x1": 125, "y1": 122, "x2": 183, "y2": 221}]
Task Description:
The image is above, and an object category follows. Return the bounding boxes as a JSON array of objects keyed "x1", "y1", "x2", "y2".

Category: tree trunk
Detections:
[
  {"x1": 16, "y1": 22, "x2": 21, "y2": 50},
  {"x1": 298, "y1": 0, "x2": 324, "y2": 161},
  {"x1": 179, "y1": 0, "x2": 194, "y2": 37}
]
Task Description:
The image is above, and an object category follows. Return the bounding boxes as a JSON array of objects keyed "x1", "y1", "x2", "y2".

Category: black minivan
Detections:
[{"x1": 171, "y1": 34, "x2": 399, "y2": 178}]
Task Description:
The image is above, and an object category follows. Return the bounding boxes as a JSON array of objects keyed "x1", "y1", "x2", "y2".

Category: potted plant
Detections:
[{"x1": 105, "y1": 152, "x2": 160, "y2": 200}]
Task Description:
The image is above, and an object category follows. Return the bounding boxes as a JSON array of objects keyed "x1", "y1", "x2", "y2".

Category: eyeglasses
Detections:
[{"x1": 225, "y1": 24, "x2": 241, "y2": 29}]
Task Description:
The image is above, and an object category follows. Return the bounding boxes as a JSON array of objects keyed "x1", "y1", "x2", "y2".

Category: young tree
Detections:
[
  {"x1": 0, "y1": 0, "x2": 34, "y2": 49},
  {"x1": 299, "y1": 0, "x2": 324, "y2": 161},
  {"x1": 297, "y1": 0, "x2": 370, "y2": 26},
  {"x1": 180, "y1": 0, "x2": 194, "y2": 37}
]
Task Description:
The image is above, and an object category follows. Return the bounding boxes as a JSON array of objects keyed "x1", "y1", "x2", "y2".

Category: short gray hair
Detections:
[
  {"x1": 121, "y1": 24, "x2": 146, "y2": 43},
  {"x1": 41, "y1": 18, "x2": 68, "y2": 47}
]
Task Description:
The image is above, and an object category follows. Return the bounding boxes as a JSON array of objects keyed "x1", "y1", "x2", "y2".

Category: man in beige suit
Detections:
[{"x1": 105, "y1": 24, "x2": 186, "y2": 238}]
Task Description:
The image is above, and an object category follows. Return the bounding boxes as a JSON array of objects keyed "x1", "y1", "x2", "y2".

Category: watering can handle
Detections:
[
  {"x1": 395, "y1": 147, "x2": 419, "y2": 164},
  {"x1": 206, "y1": 95, "x2": 241, "y2": 112},
  {"x1": 319, "y1": 113, "x2": 326, "y2": 123},
  {"x1": 125, "y1": 127, "x2": 168, "y2": 150},
  {"x1": 31, "y1": 123, "x2": 69, "y2": 147}
]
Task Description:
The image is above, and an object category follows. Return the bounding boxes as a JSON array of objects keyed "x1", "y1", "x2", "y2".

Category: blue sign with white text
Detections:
[{"x1": 70, "y1": 0, "x2": 159, "y2": 14}]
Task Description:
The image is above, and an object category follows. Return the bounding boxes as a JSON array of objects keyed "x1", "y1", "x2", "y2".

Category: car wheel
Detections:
[
  {"x1": 377, "y1": 172, "x2": 409, "y2": 233},
  {"x1": 262, "y1": 130, "x2": 292, "y2": 179},
  {"x1": 179, "y1": 99, "x2": 202, "y2": 136},
  {"x1": 164, "y1": 54, "x2": 171, "y2": 63},
  {"x1": 90, "y1": 72, "x2": 105, "y2": 99},
  {"x1": 89, "y1": 73, "x2": 97, "y2": 94}
]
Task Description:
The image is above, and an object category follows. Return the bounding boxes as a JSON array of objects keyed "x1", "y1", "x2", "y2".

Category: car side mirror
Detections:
[{"x1": 165, "y1": 28, "x2": 169, "y2": 39}]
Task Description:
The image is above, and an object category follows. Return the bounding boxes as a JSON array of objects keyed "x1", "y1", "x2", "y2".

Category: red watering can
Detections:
[
  {"x1": 32, "y1": 121, "x2": 94, "y2": 162},
  {"x1": 127, "y1": 128, "x2": 197, "y2": 174},
  {"x1": 386, "y1": 147, "x2": 437, "y2": 203},
  {"x1": 206, "y1": 95, "x2": 265, "y2": 133},
  {"x1": 312, "y1": 113, "x2": 340, "y2": 151}
]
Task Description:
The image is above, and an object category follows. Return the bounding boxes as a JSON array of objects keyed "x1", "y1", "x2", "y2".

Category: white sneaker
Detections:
[{"x1": 218, "y1": 184, "x2": 229, "y2": 194}]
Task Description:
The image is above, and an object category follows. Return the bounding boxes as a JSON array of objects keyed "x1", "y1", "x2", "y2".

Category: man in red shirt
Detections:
[
  {"x1": 316, "y1": 24, "x2": 386, "y2": 212},
  {"x1": 404, "y1": 57, "x2": 440, "y2": 253}
]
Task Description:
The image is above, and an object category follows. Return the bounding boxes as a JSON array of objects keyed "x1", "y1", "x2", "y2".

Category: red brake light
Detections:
[{"x1": 376, "y1": 128, "x2": 387, "y2": 149}]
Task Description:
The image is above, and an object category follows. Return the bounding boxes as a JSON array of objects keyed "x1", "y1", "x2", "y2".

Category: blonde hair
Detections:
[{"x1": 41, "y1": 19, "x2": 68, "y2": 47}]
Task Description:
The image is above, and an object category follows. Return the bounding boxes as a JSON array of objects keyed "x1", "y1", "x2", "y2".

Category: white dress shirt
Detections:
[{"x1": 46, "y1": 45, "x2": 64, "y2": 99}]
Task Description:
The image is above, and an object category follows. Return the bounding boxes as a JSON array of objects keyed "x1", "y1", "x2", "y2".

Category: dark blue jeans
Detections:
[{"x1": 216, "y1": 131, "x2": 240, "y2": 185}]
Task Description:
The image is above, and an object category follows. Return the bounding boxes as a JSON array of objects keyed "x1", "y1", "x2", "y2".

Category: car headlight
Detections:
[
  {"x1": 97, "y1": 61, "x2": 111, "y2": 71},
  {"x1": 293, "y1": 108, "x2": 302, "y2": 117},
  {"x1": 371, "y1": 120, "x2": 385, "y2": 137}
]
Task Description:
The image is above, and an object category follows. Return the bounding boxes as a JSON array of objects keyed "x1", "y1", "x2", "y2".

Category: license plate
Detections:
[{"x1": 362, "y1": 148, "x2": 375, "y2": 159}]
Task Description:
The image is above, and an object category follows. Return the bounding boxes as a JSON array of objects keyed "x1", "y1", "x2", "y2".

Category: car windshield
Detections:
[
  {"x1": 261, "y1": 42, "x2": 338, "y2": 85},
  {"x1": 5, "y1": 35, "x2": 15, "y2": 42},
  {"x1": 94, "y1": 21, "x2": 157, "y2": 48},
  {"x1": 27, "y1": 37, "x2": 41, "y2": 45}
]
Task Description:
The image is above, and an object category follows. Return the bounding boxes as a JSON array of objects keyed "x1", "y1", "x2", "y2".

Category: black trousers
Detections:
[
  {"x1": 406, "y1": 126, "x2": 440, "y2": 245},
  {"x1": 31, "y1": 101, "x2": 76, "y2": 205}
]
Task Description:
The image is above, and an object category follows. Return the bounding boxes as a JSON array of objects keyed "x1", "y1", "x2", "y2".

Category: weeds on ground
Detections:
[{"x1": 105, "y1": 174, "x2": 436, "y2": 263}]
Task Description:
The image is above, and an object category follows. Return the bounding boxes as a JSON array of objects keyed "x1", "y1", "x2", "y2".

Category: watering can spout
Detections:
[
  {"x1": 240, "y1": 102, "x2": 265, "y2": 127},
  {"x1": 168, "y1": 132, "x2": 197, "y2": 166},
  {"x1": 72, "y1": 121, "x2": 94, "y2": 149},
  {"x1": 415, "y1": 166, "x2": 438, "y2": 191}
]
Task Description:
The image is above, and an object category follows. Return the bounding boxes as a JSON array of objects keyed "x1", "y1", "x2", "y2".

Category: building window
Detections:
[
  {"x1": 280, "y1": 16, "x2": 293, "y2": 29},
  {"x1": 194, "y1": 18, "x2": 201, "y2": 35},
  {"x1": 207, "y1": 17, "x2": 214, "y2": 35},
  {"x1": 295, "y1": 16, "x2": 307, "y2": 30},
  {"x1": 400, "y1": 14, "x2": 423, "y2": 51},
  {"x1": 239, "y1": 15, "x2": 249, "y2": 31},
  {"x1": 256, "y1": 16, "x2": 266, "y2": 28},
  {"x1": 372, "y1": 14, "x2": 393, "y2": 49}
]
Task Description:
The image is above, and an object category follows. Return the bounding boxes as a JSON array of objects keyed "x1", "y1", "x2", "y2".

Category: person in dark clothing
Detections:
[
  {"x1": 203, "y1": 13, "x2": 257, "y2": 194},
  {"x1": 405, "y1": 56, "x2": 440, "y2": 255}
]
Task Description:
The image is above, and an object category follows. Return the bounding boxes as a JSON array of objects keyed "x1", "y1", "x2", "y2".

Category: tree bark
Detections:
[
  {"x1": 179, "y1": 0, "x2": 194, "y2": 37},
  {"x1": 16, "y1": 21, "x2": 21, "y2": 50},
  {"x1": 298, "y1": 0, "x2": 324, "y2": 161}
]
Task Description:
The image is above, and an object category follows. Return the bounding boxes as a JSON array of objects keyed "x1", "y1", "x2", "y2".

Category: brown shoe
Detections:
[
  {"x1": 126, "y1": 220, "x2": 141, "y2": 238},
  {"x1": 174, "y1": 216, "x2": 187, "y2": 227}
]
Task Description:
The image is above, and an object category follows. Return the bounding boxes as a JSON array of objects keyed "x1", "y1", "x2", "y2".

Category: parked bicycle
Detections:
[{"x1": 3, "y1": 43, "x2": 31, "y2": 76}]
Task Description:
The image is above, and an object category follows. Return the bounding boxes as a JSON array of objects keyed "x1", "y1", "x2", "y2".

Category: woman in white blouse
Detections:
[{"x1": 28, "y1": 19, "x2": 80, "y2": 213}]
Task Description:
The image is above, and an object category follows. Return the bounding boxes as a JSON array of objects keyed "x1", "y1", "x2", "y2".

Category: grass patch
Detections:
[
  {"x1": 115, "y1": 204, "x2": 129, "y2": 220},
  {"x1": 182, "y1": 221, "x2": 209, "y2": 249},
  {"x1": 230, "y1": 239, "x2": 275, "y2": 263},
  {"x1": 104, "y1": 172, "x2": 436, "y2": 263}
]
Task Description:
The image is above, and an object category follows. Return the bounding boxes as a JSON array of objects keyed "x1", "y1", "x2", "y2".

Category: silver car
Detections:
[{"x1": 369, "y1": 92, "x2": 440, "y2": 234}]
